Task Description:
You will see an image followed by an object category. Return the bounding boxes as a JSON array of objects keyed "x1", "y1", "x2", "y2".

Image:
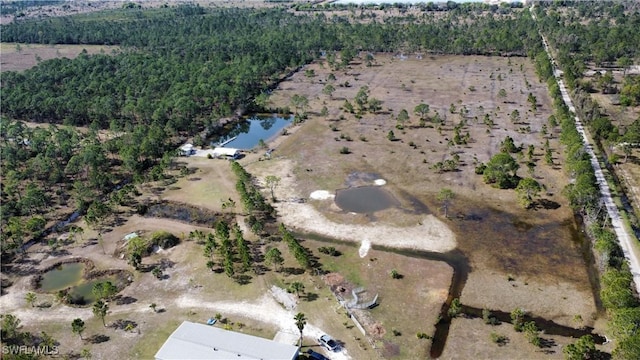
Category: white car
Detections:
[{"x1": 318, "y1": 334, "x2": 340, "y2": 352}]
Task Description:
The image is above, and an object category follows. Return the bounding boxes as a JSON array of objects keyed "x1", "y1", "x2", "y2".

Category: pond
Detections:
[
  {"x1": 39, "y1": 263, "x2": 85, "y2": 292},
  {"x1": 334, "y1": 186, "x2": 400, "y2": 213},
  {"x1": 211, "y1": 114, "x2": 293, "y2": 150},
  {"x1": 68, "y1": 276, "x2": 118, "y2": 305},
  {"x1": 39, "y1": 262, "x2": 126, "y2": 305}
]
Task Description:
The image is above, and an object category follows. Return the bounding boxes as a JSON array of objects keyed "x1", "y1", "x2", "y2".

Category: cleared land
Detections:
[
  {"x1": 0, "y1": 43, "x2": 120, "y2": 72},
  {"x1": 1, "y1": 53, "x2": 609, "y2": 360}
]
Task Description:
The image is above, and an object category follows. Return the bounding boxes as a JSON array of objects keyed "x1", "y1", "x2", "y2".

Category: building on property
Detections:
[
  {"x1": 154, "y1": 321, "x2": 299, "y2": 360},
  {"x1": 179, "y1": 143, "x2": 195, "y2": 156},
  {"x1": 212, "y1": 147, "x2": 241, "y2": 159}
]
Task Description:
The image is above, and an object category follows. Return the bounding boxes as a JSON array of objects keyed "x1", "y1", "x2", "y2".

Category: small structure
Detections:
[
  {"x1": 179, "y1": 144, "x2": 195, "y2": 156},
  {"x1": 155, "y1": 321, "x2": 299, "y2": 360},
  {"x1": 123, "y1": 232, "x2": 139, "y2": 241},
  {"x1": 212, "y1": 147, "x2": 240, "y2": 159}
]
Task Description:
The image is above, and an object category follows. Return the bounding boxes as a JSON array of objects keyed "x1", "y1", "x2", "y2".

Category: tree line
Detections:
[{"x1": 530, "y1": 14, "x2": 640, "y2": 357}]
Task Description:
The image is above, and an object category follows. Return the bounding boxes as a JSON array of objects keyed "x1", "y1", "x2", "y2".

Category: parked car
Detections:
[
  {"x1": 306, "y1": 349, "x2": 329, "y2": 360},
  {"x1": 318, "y1": 334, "x2": 340, "y2": 352}
]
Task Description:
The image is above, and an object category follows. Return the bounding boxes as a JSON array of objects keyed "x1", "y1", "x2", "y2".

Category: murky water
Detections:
[
  {"x1": 39, "y1": 262, "x2": 123, "y2": 305},
  {"x1": 335, "y1": 186, "x2": 400, "y2": 213},
  {"x1": 68, "y1": 276, "x2": 118, "y2": 305},
  {"x1": 39, "y1": 263, "x2": 85, "y2": 292}
]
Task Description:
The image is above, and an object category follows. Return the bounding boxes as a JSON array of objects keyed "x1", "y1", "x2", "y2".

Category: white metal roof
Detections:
[
  {"x1": 154, "y1": 321, "x2": 298, "y2": 360},
  {"x1": 213, "y1": 147, "x2": 240, "y2": 156}
]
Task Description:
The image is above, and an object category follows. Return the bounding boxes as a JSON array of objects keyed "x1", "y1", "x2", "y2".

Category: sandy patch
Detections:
[
  {"x1": 310, "y1": 190, "x2": 335, "y2": 200},
  {"x1": 358, "y1": 238, "x2": 371, "y2": 258},
  {"x1": 279, "y1": 199, "x2": 456, "y2": 253},
  {"x1": 374, "y1": 179, "x2": 387, "y2": 186},
  {"x1": 270, "y1": 285, "x2": 297, "y2": 311}
]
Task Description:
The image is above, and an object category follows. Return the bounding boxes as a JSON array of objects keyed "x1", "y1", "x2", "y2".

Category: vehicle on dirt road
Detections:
[{"x1": 318, "y1": 334, "x2": 340, "y2": 352}]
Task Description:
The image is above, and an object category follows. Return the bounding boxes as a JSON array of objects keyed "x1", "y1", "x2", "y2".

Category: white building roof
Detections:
[
  {"x1": 213, "y1": 147, "x2": 240, "y2": 156},
  {"x1": 154, "y1": 321, "x2": 299, "y2": 360}
]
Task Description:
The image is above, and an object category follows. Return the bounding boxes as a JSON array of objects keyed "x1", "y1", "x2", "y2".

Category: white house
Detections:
[{"x1": 154, "y1": 321, "x2": 299, "y2": 360}]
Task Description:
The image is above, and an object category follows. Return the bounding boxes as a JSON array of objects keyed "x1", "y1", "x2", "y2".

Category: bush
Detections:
[
  {"x1": 318, "y1": 246, "x2": 340, "y2": 256},
  {"x1": 390, "y1": 269, "x2": 402, "y2": 279},
  {"x1": 150, "y1": 231, "x2": 180, "y2": 249},
  {"x1": 339, "y1": 147, "x2": 350, "y2": 154},
  {"x1": 448, "y1": 298, "x2": 462, "y2": 318},
  {"x1": 490, "y1": 332, "x2": 508, "y2": 346}
]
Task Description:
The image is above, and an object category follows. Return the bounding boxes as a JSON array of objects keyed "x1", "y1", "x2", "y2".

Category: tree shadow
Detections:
[
  {"x1": 538, "y1": 337, "x2": 556, "y2": 349},
  {"x1": 109, "y1": 319, "x2": 138, "y2": 331},
  {"x1": 253, "y1": 264, "x2": 268, "y2": 276},
  {"x1": 535, "y1": 198, "x2": 561, "y2": 210},
  {"x1": 234, "y1": 274, "x2": 252, "y2": 285},
  {"x1": 114, "y1": 295, "x2": 137, "y2": 306},
  {"x1": 85, "y1": 334, "x2": 110, "y2": 344},
  {"x1": 283, "y1": 267, "x2": 305, "y2": 275}
]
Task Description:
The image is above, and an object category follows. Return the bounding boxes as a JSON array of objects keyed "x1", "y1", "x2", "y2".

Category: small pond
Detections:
[
  {"x1": 38, "y1": 262, "x2": 128, "y2": 305},
  {"x1": 211, "y1": 114, "x2": 293, "y2": 150},
  {"x1": 68, "y1": 276, "x2": 118, "y2": 305},
  {"x1": 39, "y1": 263, "x2": 85, "y2": 292},
  {"x1": 335, "y1": 186, "x2": 400, "y2": 213}
]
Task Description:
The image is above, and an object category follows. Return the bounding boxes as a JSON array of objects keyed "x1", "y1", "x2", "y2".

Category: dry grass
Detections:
[{"x1": 0, "y1": 43, "x2": 120, "y2": 72}]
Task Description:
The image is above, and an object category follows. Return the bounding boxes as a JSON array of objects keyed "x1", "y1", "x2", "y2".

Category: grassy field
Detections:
[{"x1": 0, "y1": 43, "x2": 120, "y2": 72}]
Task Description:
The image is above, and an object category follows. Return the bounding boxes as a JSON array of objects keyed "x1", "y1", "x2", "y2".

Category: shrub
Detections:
[
  {"x1": 390, "y1": 269, "x2": 402, "y2": 279},
  {"x1": 490, "y1": 332, "x2": 508, "y2": 346},
  {"x1": 151, "y1": 231, "x2": 180, "y2": 249},
  {"x1": 318, "y1": 246, "x2": 340, "y2": 256},
  {"x1": 448, "y1": 298, "x2": 462, "y2": 318},
  {"x1": 339, "y1": 147, "x2": 350, "y2": 154}
]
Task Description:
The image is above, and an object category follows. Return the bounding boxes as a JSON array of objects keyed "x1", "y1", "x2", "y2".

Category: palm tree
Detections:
[
  {"x1": 25, "y1": 292, "x2": 37, "y2": 307},
  {"x1": 294, "y1": 312, "x2": 307, "y2": 348}
]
